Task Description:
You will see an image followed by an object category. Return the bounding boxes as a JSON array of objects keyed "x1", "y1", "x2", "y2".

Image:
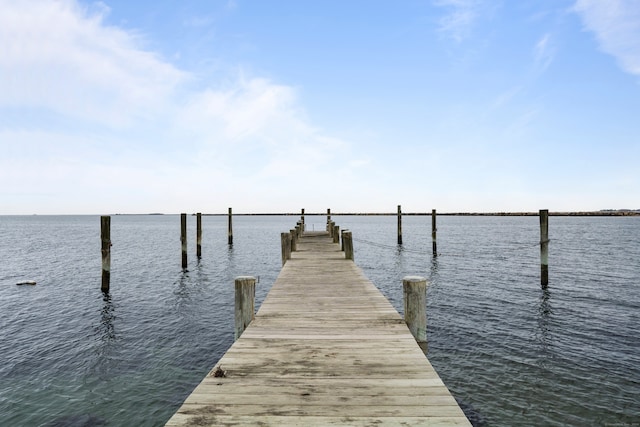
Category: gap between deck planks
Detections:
[{"x1": 165, "y1": 231, "x2": 471, "y2": 427}]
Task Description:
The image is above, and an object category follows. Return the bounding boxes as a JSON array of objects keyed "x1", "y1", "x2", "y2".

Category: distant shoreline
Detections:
[{"x1": 172, "y1": 210, "x2": 640, "y2": 217}]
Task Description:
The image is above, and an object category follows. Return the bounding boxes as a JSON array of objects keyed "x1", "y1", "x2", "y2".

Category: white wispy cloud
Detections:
[
  {"x1": 533, "y1": 33, "x2": 555, "y2": 72},
  {"x1": 0, "y1": 0, "x2": 187, "y2": 127},
  {"x1": 433, "y1": 0, "x2": 486, "y2": 42},
  {"x1": 573, "y1": 0, "x2": 640, "y2": 76},
  {"x1": 0, "y1": 0, "x2": 351, "y2": 214}
]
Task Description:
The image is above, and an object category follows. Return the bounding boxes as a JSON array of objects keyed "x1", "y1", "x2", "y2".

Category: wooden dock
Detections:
[{"x1": 166, "y1": 231, "x2": 471, "y2": 426}]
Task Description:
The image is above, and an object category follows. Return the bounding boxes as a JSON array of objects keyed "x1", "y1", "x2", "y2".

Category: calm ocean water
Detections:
[{"x1": 0, "y1": 214, "x2": 638, "y2": 426}]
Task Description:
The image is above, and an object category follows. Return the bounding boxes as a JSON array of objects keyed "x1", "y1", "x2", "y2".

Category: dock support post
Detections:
[
  {"x1": 333, "y1": 225, "x2": 340, "y2": 244},
  {"x1": 403, "y1": 276, "x2": 427, "y2": 351},
  {"x1": 234, "y1": 276, "x2": 256, "y2": 341},
  {"x1": 100, "y1": 216, "x2": 111, "y2": 292},
  {"x1": 290, "y1": 229, "x2": 297, "y2": 252},
  {"x1": 281, "y1": 232, "x2": 291, "y2": 266},
  {"x1": 432, "y1": 209, "x2": 437, "y2": 257},
  {"x1": 228, "y1": 207, "x2": 233, "y2": 245},
  {"x1": 540, "y1": 209, "x2": 549, "y2": 287},
  {"x1": 341, "y1": 229, "x2": 348, "y2": 251},
  {"x1": 344, "y1": 231, "x2": 354, "y2": 260},
  {"x1": 196, "y1": 212, "x2": 202, "y2": 258},
  {"x1": 301, "y1": 208, "x2": 305, "y2": 231},
  {"x1": 397, "y1": 205, "x2": 403, "y2": 245},
  {"x1": 327, "y1": 208, "x2": 331, "y2": 223},
  {"x1": 181, "y1": 213, "x2": 187, "y2": 269}
]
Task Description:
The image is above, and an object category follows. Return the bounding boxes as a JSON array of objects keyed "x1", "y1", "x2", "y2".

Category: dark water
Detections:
[{"x1": 0, "y1": 215, "x2": 638, "y2": 426}]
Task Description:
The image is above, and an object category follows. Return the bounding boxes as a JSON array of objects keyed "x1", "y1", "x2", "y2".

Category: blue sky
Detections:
[{"x1": 1, "y1": 0, "x2": 638, "y2": 214}]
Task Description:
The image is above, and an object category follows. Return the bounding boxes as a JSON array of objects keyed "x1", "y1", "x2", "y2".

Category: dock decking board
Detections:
[{"x1": 166, "y1": 232, "x2": 471, "y2": 426}]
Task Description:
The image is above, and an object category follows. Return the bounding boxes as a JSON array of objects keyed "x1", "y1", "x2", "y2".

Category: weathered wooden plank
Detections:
[
  {"x1": 165, "y1": 231, "x2": 471, "y2": 426},
  {"x1": 166, "y1": 414, "x2": 471, "y2": 427}
]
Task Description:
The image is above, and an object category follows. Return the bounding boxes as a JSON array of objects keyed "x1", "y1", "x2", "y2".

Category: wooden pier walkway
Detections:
[{"x1": 166, "y1": 231, "x2": 471, "y2": 426}]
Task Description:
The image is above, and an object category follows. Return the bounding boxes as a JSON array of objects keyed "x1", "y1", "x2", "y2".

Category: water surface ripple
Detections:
[{"x1": 0, "y1": 215, "x2": 638, "y2": 426}]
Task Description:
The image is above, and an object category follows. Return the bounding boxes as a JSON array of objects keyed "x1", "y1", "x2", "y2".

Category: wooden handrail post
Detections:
[
  {"x1": 290, "y1": 229, "x2": 297, "y2": 251},
  {"x1": 403, "y1": 276, "x2": 427, "y2": 351},
  {"x1": 234, "y1": 276, "x2": 256, "y2": 341},
  {"x1": 100, "y1": 216, "x2": 111, "y2": 292},
  {"x1": 343, "y1": 231, "x2": 354, "y2": 260}
]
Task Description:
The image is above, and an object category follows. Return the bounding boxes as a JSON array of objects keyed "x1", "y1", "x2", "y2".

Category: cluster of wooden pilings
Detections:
[
  {"x1": 100, "y1": 207, "x2": 551, "y2": 292},
  {"x1": 100, "y1": 209, "x2": 234, "y2": 292}
]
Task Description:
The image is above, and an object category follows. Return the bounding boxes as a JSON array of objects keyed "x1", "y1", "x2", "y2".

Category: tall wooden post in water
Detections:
[
  {"x1": 228, "y1": 208, "x2": 233, "y2": 245},
  {"x1": 397, "y1": 205, "x2": 403, "y2": 245},
  {"x1": 196, "y1": 212, "x2": 202, "y2": 258},
  {"x1": 540, "y1": 209, "x2": 549, "y2": 287},
  {"x1": 234, "y1": 276, "x2": 256, "y2": 341},
  {"x1": 100, "y1": 216, "x2": 111, "y2": 292},
  {"x1": 181, "y1": 213, "x2": 187, "y2": 269},
  {"x1": 301, "y1": 208, "x2": 305, "y2": 231},
  {"x1": 403, "y1": 276, "x2": 427, "y2": 352},
  {"x1": 432, "y1": 209, "x2": 437, "y2": 257}
]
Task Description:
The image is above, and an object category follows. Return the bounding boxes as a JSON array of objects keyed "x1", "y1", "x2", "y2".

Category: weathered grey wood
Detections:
[
  {"x1": 234, "y1": 276, "x2": 256, "y2": 341},
  {"x1": 100, "y1": 216, "x2": 111, "y2": 292},
  {"x1": 228, "y1": 207, "x2": 233, "y2": 245},
  {"x1": 343, "y1": 230, "x2": 354, "y2": 260},
  {"x1": 403, "y1": 276, "x2": 427, "y2": 349},
  {"x1": 196, "y1": 212, "x2": 202, "y2": 258},
  {"x1": 333, "y1": 225, "x2": 340, "y2": 244},
  {"x1": 290, "y1": 229, "x2": 297, "y2": 251},
  {"x1": 432, "y1": 209, "x2": 437, "y2": 257},
  {"x1": 281, "y1": 232, "x2": 291, "y2": 266},
  {"x1": 180, "y1": 213, "x2": 187, "y2": 269},
  {"x1": 166, "y1": 232, "x2": 470, "y2": 426},
  {"x1": 327, "y1": 208, "x2": 331, "y2": 223},
  {"x1": 301, "y1": 208, "x2": 305, "y2": 230},
  {"x1": 397, "y1": 205, "x2": 403, "y2": 245},
  {"x1": 540, "y1": 209, "x2": 549, "y2": 287}
]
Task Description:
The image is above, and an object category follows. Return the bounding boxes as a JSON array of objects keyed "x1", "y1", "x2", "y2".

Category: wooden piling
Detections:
[
  {"x1": 432, "y1": 209, "x2": 437, "y2": 257},
  {"x1": 196, "y1": 212, "x2": 202, "y2": 258},
  {"x1": 341, "y1": 229, "x2": 348, "y2": 251},
  {"x1": 540, "y1": 209, "x2": 549, "y2": 287},
  {"x1": 403, "y1": 276, "x2": 427, "y2": 350},
  {"x1": 333, "y1": 224, "x2": 340, "y2": 244},
  {"x1": 343, "y1": 230, "x2": 354, "y2": 260},
  {"x1": 281, "y1": 232, "x2": 291, "y2": 266},
  {"x1": 290, "y1": 229, "x2": 297, "y2": 252},
  {"x1": 397, "y1": 205, "x2": 403, "y2": 245},
  {"x1": 181, "y1": 213, "x2": 187, "y2": 269},
  {"x1": 234, "y1": 276, "x2": 256, "y2": 341},
  {"x1": 301, "y1": 208, "x2": 305, "y2": 231},
  {"x1": 228, "y1": 208, "x2": 233, "y2": 245},
  {"x1": 100, "y1": 216, "x2": 111, "y2": 292},
  {"x1": 327, "y1": 208, "x2": 331, "y2": 223}
]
